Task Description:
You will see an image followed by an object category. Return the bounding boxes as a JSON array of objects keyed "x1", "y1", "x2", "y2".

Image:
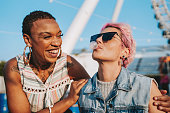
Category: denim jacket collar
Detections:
[
  {"x1": 116, "y1": 67, "x2": 132, "y2": 91},
  {"x1": 84, "y1": 67, "x2": 132, "y2": 94}
]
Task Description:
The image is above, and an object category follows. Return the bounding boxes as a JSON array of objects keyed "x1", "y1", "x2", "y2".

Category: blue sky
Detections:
[{"x1": 0, "y1": 0, "x2": 168, "y2": 61}]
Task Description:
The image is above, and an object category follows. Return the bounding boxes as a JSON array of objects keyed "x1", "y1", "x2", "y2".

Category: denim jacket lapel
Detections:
[
  {"x1": 83, "y1": 67, "x2": 132, "y2": 102},
  {"x1": 84, "y1": 73, "x2": 104, "y2": 100},
  {"x1": 106, "y1": 67, "x2": 132, "y2": 102},
  {"x1": 116, "y1": 67, "x2": 132, "y2": 91}
]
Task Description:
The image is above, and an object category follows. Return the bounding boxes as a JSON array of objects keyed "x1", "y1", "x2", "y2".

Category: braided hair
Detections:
[{"x1": 22, "y1": 10, "x2": 55, "y2": 37}]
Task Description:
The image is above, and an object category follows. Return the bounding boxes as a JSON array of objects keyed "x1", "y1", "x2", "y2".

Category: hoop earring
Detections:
[
  {"x1": 23, "y1": 45, "x2": 31, "y2": 65},
  {"x1": 57, "y1": 47, "x2": 62, "y2": 59}
]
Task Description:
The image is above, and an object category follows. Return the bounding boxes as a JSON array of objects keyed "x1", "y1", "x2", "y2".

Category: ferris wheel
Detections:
[{"x1": 151, "y1": 0, "x2": 170, "y2": 38}]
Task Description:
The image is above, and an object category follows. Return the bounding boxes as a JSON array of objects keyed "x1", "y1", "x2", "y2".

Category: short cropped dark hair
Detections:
[{"x1": 22, "y1": 10, "x2": 56, "y2": 36}]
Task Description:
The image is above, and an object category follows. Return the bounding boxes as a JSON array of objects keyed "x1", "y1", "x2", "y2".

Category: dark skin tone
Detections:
[
  {"x1": 3, "y1": 19, "x2": 90, "y2": 113},
  {"x1": 153, "y1": 90, "x2": 170, "y2": 112}
]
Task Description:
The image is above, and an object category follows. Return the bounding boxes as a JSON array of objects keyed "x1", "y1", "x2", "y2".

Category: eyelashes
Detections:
[
  {"x1": 57, "y1": 33, "x2": 63, "y2": 37},
  {"x1": 43, "y1": 33, "x2": 63, "y2": 39}
]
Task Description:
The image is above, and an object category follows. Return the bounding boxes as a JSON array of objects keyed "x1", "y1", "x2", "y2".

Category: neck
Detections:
[
  {"x1": 30, "y1": 53, "x2": 54, "y2": 70},
  {"x1": 97, "y1": 61, "x2": 121, "y2": 82}
]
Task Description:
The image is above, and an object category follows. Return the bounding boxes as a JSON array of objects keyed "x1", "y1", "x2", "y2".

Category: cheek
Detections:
[
  {"x1": 54, "y1": 38, "x2": 62, "y2": 46},
  {"x1": 105, "y1": 43, "x2": 122, "y2": 57},
  {"x1": 32, "y1": 41, "x2": 49, "y2": 51},
  {"x1": 38, "y1": 42, "x2": 49, "y2": 49}
]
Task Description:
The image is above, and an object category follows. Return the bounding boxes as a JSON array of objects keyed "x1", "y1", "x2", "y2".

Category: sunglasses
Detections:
[{"x1": 90, "y1": 32, "x2": 126, "y2": 47}]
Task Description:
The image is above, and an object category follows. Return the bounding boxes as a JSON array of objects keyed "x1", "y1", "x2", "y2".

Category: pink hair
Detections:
[{"x1": 101, "y1": 23, "x2": 136, "y2": 68}]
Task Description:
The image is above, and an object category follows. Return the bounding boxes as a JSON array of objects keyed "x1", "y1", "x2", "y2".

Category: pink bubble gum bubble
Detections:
[{"x1": 90, "y1": 41, "x2": 97, "y2": 50}]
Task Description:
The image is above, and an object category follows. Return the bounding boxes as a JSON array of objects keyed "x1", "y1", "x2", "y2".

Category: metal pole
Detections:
[
  {"x1": 111, "y1": 0, "x2": 124, "y2": 22},
  {"x1": 62, "y1": 0, "x2": 99, "y2": 54}
]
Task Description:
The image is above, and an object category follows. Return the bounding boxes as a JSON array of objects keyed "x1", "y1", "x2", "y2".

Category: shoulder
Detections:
[
  {"x1": 148, "y1": 80, "x2": 163, "y2": 113},
  {"x1": 66, "y1": 55, "x2": 90, "y2": 80},
  {"x1": 129, "y1": 70, "x2": 152, "y2": 82},
  {"x1": 66, "y1": 55, "x2": 74, "y2": 67},
  {"x1": 124, "y1": 69, "x2": 153, "y2": 92},
  {"x1": 66, "y1": 55, "x2": 80, "y2": 64},
  {"x1": 67, "y1": 55, "x2": 83, "y2": 70},
  {"x1": 3, "y1": 57, "x2": 21, "y2": 83},
  {"x1": 4, "y1": 57, "x2": 18, "y2": 73}
]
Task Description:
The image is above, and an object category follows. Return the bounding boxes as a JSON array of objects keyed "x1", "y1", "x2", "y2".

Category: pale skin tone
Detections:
[
  {"x1": 3, "y1": 19, "x2": 90, "y2": 113},
  {"x1": 92, "y1": 27, "x2": 164, "y2": 113}
]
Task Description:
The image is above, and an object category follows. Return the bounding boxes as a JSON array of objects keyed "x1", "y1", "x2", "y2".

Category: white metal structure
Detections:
[
  {"x1": 111, "y1": 0, "x2": 124, "y2": 23},
  {"x1": 62, "y1": 0, "x2": 99, "y2": 54},
  {"x1": 61, "y1": 0, "x2": 124, "y2": 54}
]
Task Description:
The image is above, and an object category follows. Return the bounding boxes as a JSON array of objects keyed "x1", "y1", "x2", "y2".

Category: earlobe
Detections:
[
  {"x1": 23, "y1": 34, "x2": 32, "y2": 47},
  {"x1": 125, "y1": 48, "x2": 130, "y2": 57},
  {"x1": 121, "y1": 48, "x2": 130, "y2": 58}
]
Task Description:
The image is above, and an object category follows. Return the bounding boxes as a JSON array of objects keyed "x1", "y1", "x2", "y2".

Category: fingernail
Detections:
[
  {"x1": 158, "y1": 106, "x2": 162, "y2": 110},
  {"x1": 153, "y1": 97, "x2": 158, "y2": 100},
  {"x1": 153, "y1": 102, "x2": 158, "y2": 105}
]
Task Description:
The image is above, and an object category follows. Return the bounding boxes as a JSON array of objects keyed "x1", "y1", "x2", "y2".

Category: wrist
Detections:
[{"x1": 66, "y1": 96, "x2": 77, "y2": 106}]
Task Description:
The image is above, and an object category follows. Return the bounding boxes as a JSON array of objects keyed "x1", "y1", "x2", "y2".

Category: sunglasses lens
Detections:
[
  {"x1": 90, "y1": 32, "x2": 117, "y2": 42},
  {"x1": 102, "y1": 32, "x2": 117, "y2": 42},
  {"x1": 90, "y1": 34, "x2": 101, "y2": 42}
]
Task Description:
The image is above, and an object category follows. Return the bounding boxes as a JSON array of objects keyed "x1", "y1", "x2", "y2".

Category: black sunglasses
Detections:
[
  {"x1": 90, "y1": 32, "x2": 119, "y2": 42},
  {"x1": 90, "y1": 32, "x2": 126, "y2": 47}
]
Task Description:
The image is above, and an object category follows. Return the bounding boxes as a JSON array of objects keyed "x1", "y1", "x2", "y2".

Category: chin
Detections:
[
  {"x1": 92, "y1": 54, "x2": 115, "y2": 62},
  {"x1": 46, "y1": 57, "x2": 58, "y2": 63},
  {"x1": 92, "y1": 54, "x2": 104, "y2": 61},
  {"x1": 92, "y1": 52, "x2": 105, "y2": 60}
]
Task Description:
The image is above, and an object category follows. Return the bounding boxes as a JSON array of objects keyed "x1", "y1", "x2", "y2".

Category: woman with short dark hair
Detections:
[{"x1": 3, "y1": 10, "x2": 89, "y2": 113}]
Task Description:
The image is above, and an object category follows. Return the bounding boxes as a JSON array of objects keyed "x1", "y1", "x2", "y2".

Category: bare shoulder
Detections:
[
  {"x1": 4, "y1": 57, "x2": 31, "y2": 112},
  {"x1": 150, "y1": 80, "x2": 162, "y2": 97},
  {"x1": 67, "y1": 55, "x2": 74, "y2": 68},
  {"x1": 3, "y1": 57, "x2": 20, "y2": 83},
  {"x1": 67, "y1": 55, "x2": 90, "y2": 80},
  {"x1": 66, "y1": 55, "x2": 83, "y2": 69},
  {"x1": 149, "y1": 80, "x2": 164, "y2": 113}
]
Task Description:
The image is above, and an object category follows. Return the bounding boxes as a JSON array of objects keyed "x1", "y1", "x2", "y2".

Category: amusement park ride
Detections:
[{"x1": 151, "y1": 0, "x2": 170, "y2": 38}]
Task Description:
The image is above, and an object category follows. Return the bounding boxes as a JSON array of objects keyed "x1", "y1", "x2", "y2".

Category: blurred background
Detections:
[{"x1": 0, "y1": 0, "x2": 169, "y2": 112}]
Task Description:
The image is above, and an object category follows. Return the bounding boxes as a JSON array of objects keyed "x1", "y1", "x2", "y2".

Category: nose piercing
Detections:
[{"x1": 90, "y1": 41, "x2": 98, "y2": 50}]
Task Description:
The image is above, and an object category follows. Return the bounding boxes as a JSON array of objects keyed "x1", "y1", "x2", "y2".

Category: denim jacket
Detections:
[{"x1": 78, "y1": 67, "x2": 154, "y2": 113}]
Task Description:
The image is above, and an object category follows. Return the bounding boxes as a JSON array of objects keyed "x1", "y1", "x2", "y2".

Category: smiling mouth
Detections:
[
  {"x1": 48, "y1": 50, "x2": 58, "y2": 54},
  {"x1": 47, "y1": 49, "x2": 60, "y2": 58}
]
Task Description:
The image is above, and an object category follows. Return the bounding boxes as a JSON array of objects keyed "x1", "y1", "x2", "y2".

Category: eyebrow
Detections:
[{"x1": 39, "y1": 30, "x2": 62, "y2": 35}]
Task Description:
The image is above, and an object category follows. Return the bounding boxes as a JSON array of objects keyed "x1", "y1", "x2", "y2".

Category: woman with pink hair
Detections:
[{"x1": 78, "y1": 23, "x2": 164, "y2": 113}]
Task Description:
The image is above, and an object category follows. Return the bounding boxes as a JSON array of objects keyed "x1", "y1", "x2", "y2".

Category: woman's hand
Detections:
[
  {"x1": 153, "y1": 90, "x2": 170, "y2": 112},
  {"x1": 67, "y1": 79, "x2": 88, "y2": 104}
]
